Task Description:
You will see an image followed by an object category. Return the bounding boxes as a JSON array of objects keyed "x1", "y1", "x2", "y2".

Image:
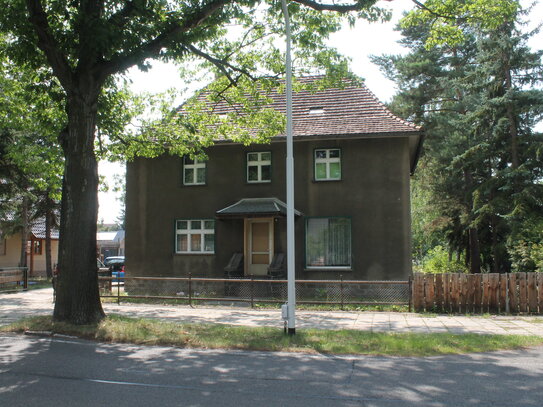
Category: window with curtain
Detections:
[{"x1": 305, "y1": 217, "x2": 351, "y2": 268}]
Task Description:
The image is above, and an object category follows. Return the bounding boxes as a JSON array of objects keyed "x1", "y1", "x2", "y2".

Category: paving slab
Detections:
[{"x1": 2, "y1": 288, "x2": 543, "y2": 336}]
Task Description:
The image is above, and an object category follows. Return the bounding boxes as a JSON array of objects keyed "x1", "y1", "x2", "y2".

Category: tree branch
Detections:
[
  {"x1": 106, "y1": 0, "x2": 140, "y2": 28},
  {"x1": 77, "y1": 0, "x2": 105, "y2": 74},
  {"x1": 411, "y1": 0, "x2": 457, "y2": 20},
  {"x1": 25, "y1": 0, "x2": 74, "y2": 90},
  {"x1": 291, "y1": 0, "x2": 378, "y2": 13},
  {"x1": 98, "y1": 0, "x2": 232, "y2": 79},
  {"x1": 185, "y1": 44, "x2": 256, "y2": 82}
]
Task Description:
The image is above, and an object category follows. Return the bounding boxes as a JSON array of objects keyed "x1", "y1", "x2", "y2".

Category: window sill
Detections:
[
  {"x1": 175, "y1": 252, "x2": 215, "y2": 256},
  {"x1": 312, "y1": 178, "x2": 341, "y2": 183},
  {"x1": 304, "y1": 267, "x2": 352, "y2": 272}
]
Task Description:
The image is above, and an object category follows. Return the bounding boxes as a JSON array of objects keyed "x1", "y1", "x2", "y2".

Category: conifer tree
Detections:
[{"x1": 374, "y1": 3, "x2": 543, "y2": 272}]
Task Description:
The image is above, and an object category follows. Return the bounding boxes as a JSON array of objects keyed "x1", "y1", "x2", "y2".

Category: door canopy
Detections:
[{"x1": 216, "y1": 198, "x2": 302, "y2": 219}]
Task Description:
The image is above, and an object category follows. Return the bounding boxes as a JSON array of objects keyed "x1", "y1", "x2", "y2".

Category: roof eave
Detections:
[{"x1": 410, "y1": 131, "x2": 425, "y2": 176}]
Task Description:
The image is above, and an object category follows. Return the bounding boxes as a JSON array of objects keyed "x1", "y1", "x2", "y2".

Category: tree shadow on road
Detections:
[{"x1": 1, "y1": 333, "x2": 542, "y2": 407}]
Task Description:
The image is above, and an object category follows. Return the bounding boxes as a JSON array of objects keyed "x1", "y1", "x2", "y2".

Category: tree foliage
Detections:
[{"x1": 375, "y1": 1, "x2": 543, "y2": 273}]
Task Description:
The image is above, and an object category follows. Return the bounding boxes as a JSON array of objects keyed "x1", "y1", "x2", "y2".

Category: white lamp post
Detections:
[{"x1": 281, "y1": 0, "x2": 296, "y2": 335}]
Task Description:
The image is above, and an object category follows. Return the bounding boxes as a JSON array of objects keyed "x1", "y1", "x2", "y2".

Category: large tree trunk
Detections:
[
  {"x1": 468, "y1": 228, "x2": 481, "y2": 274},
  {"x1": 53, "y1": 87, "x2": 105, "y2": 324},
  {"x1": 463, "y1": 170, "x2": 481, "y2": 274}
]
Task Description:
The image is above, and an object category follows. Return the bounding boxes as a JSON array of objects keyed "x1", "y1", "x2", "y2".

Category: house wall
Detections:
[
  {"x1": 29, "y1": 239, "x2": 59, "y2": 277},
  {"x1": 126, "y1": 136, "x2": 412, "y2": 280},
  {"x1": 0, "y1": 234, "x2": 23, "y2": 269},
  {"x1": 0, "y1": 232, "x2": 59, "y2": 276}
]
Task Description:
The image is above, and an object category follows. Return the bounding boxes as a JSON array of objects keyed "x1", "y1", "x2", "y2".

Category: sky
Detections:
[{"x1": 97, "y1": 0, "x2": 543, "y2": 224}]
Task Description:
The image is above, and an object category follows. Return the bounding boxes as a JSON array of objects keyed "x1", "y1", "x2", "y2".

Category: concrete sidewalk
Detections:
[{"x1": 2, "y1": 288, "x2": 543, "y2": 336}]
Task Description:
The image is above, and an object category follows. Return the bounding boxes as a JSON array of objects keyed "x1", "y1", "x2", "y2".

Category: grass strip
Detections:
[
  {"x1": 100, "y1": 296, "x2": 408, "y2": 312},
  {"x1": 2, "y1": 315, "x2": 542, "y2": 357}
]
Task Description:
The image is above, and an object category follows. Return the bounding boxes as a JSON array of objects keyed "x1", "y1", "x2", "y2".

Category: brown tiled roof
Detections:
[{"x1": 194, "y1": 76, "x2": 420, "y2": 138}]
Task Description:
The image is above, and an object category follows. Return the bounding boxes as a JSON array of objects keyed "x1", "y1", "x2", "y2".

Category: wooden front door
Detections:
[{"x1": 246, "y1": 218, "x2": 273, "y2": 276}]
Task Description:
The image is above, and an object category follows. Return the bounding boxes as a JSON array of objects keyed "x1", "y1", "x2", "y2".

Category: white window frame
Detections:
[
  {"x1": 183, "y1": 157, "x2": 206, "y2": 185},
  {"x1": 247, "y1": 151, "x2": 272, "y2": 183},
  {"x1": 314, "y1": 148, "x2": 341, "y2": 181},
  {"x1": 175, "y1": 219, "x2": 215, "y2": 254}
]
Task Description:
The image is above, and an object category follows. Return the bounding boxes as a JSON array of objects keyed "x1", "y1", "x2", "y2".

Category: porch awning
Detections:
[{"x1": 216, "y1": 198, "x2": 302, "y2": 219}]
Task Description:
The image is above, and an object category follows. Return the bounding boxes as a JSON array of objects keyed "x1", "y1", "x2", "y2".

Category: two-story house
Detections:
[{"x1": 125, "y1": 77, "x2": 423, "y2": 283}]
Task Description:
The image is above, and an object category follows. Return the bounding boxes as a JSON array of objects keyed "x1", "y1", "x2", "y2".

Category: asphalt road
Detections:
[{"x1": 1, "y1": 334, "x2": 542, "y2": 406}]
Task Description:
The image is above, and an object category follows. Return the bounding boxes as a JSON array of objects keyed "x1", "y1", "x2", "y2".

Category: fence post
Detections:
[
  {"x1": 188, "y1": 273, "x2": 192, "y2": 308},
  {"x1": 23, "y1": 267, "x2": 28, "y2": 290},
  {"x1": 250, "y1": 274, "x2": 254, "y2": 308},
  {"x1": 408, "y1": 275, "x2": 412, "y2": 313},
  {"x1": 505, "y1": 273, "x2": 510, "y2": 314},
  {"x1": 340, "y1": 275, "x2": 344, "y2": 310},
  {"x1": 117, "y1": 276, "x2": 120, "y2": 305}
]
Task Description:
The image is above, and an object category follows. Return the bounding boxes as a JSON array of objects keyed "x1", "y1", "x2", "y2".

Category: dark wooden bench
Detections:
[{"x1": 0, "y1": 268, "x2": 28, "y2": 289}]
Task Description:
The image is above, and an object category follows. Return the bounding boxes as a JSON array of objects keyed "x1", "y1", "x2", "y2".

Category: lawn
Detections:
[{"x1": 2, "y1": 315, "x2": 543, "y2": 357}]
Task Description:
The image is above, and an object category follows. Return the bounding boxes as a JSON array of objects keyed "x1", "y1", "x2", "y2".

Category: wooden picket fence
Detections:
[{"x1": 412, "y1": 272, "x2": 543, "y2": 314}]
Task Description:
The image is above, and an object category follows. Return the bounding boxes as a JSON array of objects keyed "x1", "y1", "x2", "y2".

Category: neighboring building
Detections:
[
  {"x1": 0, "y1": 220, "x2": 59, "y2": 277},
  {"x1": 97, "y1": 230, "x2": 125, "y2": 260},
  {"x1": 126, "y1": 77, "x2": 423, "y2": 281}
]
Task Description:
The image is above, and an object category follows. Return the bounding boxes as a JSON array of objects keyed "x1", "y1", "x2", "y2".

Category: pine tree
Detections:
[{"x1": 374, "y1": 4, "x2": 543, "y2": 273}]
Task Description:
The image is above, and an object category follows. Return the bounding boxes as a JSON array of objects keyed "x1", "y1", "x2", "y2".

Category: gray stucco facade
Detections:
[{"x1": 126, "y1": 135, "x2": 415, "y2": 281}]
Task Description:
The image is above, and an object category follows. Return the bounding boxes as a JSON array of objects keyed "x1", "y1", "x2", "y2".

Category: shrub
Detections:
[
  {"x1": 509, "y1": 240, "x2": 543, "y2": 273},
  {"x1": 419, "y1": 245, "x2": 468, "y2": 274}
]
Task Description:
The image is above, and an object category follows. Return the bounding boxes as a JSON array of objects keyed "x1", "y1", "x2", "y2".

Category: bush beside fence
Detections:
[{"x1": 413, "y1": 272, "x2": 543, "y2": 314}]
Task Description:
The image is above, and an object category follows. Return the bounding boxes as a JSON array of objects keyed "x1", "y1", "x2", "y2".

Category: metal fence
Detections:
[{"x1": 99, "y1": 275, "x2": 411, "y2": 310}]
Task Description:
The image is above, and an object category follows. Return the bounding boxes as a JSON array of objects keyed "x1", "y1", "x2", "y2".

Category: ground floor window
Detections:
[
  {"x1": 305, "y1": 217, "x2": 351, "y2": 268},
  {"x1": 33, "y1": 240, "x2": 42, "y2": 255},
  {"x1": 176, "y1": 219, "x2": 215, "y2": 254}
]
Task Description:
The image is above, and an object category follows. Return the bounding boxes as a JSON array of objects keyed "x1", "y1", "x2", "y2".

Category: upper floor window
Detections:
[
  {"x1": 175, "y1": 219, "x2": 215, "y2": 254},
  {"x1": 247, "y1": 152, "x2": 271, "y2": 183},
  {"x1": 314, "y1": 148, "x2": 341, "y2": 181},
  {"x1": 183, "y1": 157, "x2": 206, "y2": 185}
]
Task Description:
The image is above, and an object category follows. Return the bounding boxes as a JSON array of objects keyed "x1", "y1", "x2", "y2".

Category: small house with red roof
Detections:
[{"x1": 125, "y1": 78, "x2": 423, "y2": 281}]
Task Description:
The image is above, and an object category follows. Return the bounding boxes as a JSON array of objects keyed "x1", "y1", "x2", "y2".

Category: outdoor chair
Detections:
[
  {"x1": 224, "y1": 252, "x2": 244, "y2": 278},
  {"x1": 224, "y1": 252, "x2": 244, "y2": 297},
  {"x1": 267, "y1": 253, "x2": 286, "y2": 278},
  {"x1": 268, "y1": 253, "x2": 286, "y2": 298}
]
